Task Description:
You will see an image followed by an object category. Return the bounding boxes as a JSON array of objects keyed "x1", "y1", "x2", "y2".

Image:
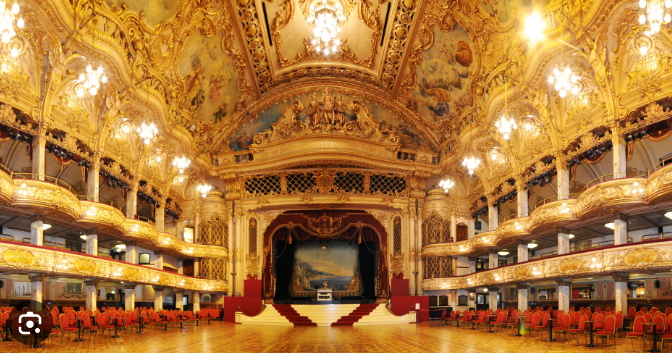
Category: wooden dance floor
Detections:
[{"x1": 0, "y1": 321, "x2": 653, "y2": 352}]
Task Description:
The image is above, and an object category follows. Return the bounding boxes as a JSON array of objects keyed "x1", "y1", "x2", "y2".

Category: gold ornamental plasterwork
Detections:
[
  {"x1": 0, "y1": 243, "x2": 226, "y2": 292},
  {"x1": 271, "y1": 0, "x2": 382, "y2": 69},
  {"x1": 422, "y1": 240, "x2": 672, "y2": 291},
  {"x1": 13, "y1": 179, "x2": 82, "y2": 221},
  {"x1": 574, "y1": 178, "x2": 648, "y2": 220}
]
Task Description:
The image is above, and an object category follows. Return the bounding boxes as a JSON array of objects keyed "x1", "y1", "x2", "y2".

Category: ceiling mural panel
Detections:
[
  {"x1": 412, "y1": 24, "x2": 475, "y2": 124},
  {"x1": 178, "y1": 31, "x2": 240, "y2": 125},
  {"x1": 228, "y1": 91, "x2": 428, "y2": 151}
]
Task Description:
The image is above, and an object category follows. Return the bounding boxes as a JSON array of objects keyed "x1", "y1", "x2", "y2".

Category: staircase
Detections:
[
  {"x1": 272, "y1": 304, "x2": 317, "y2": 326},
  {"x1": 332, "y1": 304, "x2": 379, "y2": 326}
]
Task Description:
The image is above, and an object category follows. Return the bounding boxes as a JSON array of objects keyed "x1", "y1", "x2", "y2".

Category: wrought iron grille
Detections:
[
  {"x1": 198, "y1": 215, "x2": 228, "y2": 247},
  {"x1": 244, "y1": 175, "x2": 281, "y2": 197},
  {"x1": 286, "y1": 172, "x2": 316, "y2": 193},
  {"x1": 423, "y1": 256, "x2": 453, "y2": 279},
  {"x1": 249, "y1": 217, "x2": 258, "y2": 255},
  {"x1": 198, "y1": 258, "x2": 227, "y2": 281},
  {"x1": 393, "y1": 216, "x2": 402, "y2": 255},
  {"x1": 422, "y1": 213, "x2": 451, "y2": 245},
  {"x1": 242, "y1": 169, "x2": 409, "y2": 197},
  {"x1": 370, "y1": 174, "x2": 407, "y2": 195}
]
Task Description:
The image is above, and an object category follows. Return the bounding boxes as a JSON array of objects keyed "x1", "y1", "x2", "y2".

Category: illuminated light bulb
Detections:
[
  {"x1": 523, "y1": 11, "x2": 546, "y2": 45},
  {"x1": 641, "y1": 44, "x2": 649, "y2": 55}
]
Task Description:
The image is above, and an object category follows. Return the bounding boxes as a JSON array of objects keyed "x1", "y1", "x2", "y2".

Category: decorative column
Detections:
[
  {"x1": 516, "y1": 180, "x2": 528, "y2": 217},
  {"x1": 487, "y1": 286, "x2": 499, "y2": 311},
  {"x1": 84, "y1": 229, "x2": 97, "y2": 256},
  {"x1": 557, "y1": 158, "x2": 570, "y2": 200},
  {"x1": 556, "y1": 277, "x2": 571, "y2": 313},
  {"x1": 87, "y1": 157, "x2": 100, "y2": 202},
  {"x1": 450, "y1": 211, "x2": 457, "y2": 242},
  {"x1": 32, "y1": 127, "x2": 46, "y2": 181},
  {"x1": 126, "y1": 241, "x2": 137, "y2": 264},
  {"x1": 517, "y1": 241, "x2": 528, "y2": 263},
  {"x1": 193, "y1": 201, "x2": 201, "y2": 243},
  {"x1": 467, "y1": 257, "x2": 476, "y2": 273},
  {"x1": 516, "y1": 282, "x2": 529, "y2": 312},
  {"x1": 153, "y1": 285, "x2": 164, "y2": 311},
  {"x1": 235, "y1": 209, "x2": 243, "y2": 296},
  {"x1": 193, "y1": 291, "x2": 200, "y2": 312},
  {"x1": 558, "y1": 228, "x2": 570, "y2": 255},
  {"x1": 126, "y1": 182, "x2": 138, "y2": 219},
  {"x1": 449, "y1": 289, "x2": 457, "y2": 310},
  {"x1": 177, "y1": 260, "x2": 184, "y2": 275},
  {"x1": 85, "y1": 279, "x2": 99, "y2": 312},
  {"x1": 613, "y1": 272, "x2": 629, "y2": 313},
  {"x1": 489, "y1": 251, "x2": 498, "y2": 270},
  {"x1": 467, "y1": 219, "x2": 475, "y2": 238},
  {"x1": 175, "y1": 290, "x2": 184, "y2": 310},
  {"x1": 613, "y1": 128, "x2": 627, "y2": 178},
  {"x1": 29, "y1": 273, "x2": 46, "y2": 311},
  {"x1": 194, "y1": 259, "x2": 200, "y2": 278},
  {"x1": 124, "y1": 283, "x2": 136, "y2": 311},
  {"x1": 155, "y1": 251, "x2": 164, "y2": 271},
  {"x1": 487, "y1": 197, "x2": 498, "y2": 231},
  {"x1": 176, "y1": 220, "x2": 185, "y2": 240},
  {"x1": 30, "y1": 214, "x2": 45, "y2": 246},
  {"x1": 614, "y1": 213, "x2": 628, "y2": 245},
  {"x1": 155, "y1": 201, "x2": 165, "y2": 232}
]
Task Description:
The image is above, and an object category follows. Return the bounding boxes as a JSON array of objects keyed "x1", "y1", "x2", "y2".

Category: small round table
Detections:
[{"x1": 585, "y1": 321, "x2": 596, "y2": 348}]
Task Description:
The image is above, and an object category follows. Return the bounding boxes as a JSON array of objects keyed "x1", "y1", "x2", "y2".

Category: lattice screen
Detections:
[
  {"x1": 244, "y1": 175, "x2": 281, "y2": 196},
  {"x1": 249, "y1": 217, "x2": 258, "y2": 255},
  {"x1": 422, "y1": 214, "x2": 451, "y2": 245},
  {"x1": 423, "y1": 256, "x2": 453, "y2": 279},
  {"x1": 393, "y1": 216, "x2": 402, "y2": 255},
  {"x1": 370, "y1": 174, "x2": 407, "y2": 195},
  {"x1": 286, "y1": 172, "x2": 315, "y2": 193},
  {"x1": 198, "y1": 258, "x2": 227, "y2": 281},
  {"x1": 198, "y1": 215, "x2": 228, "y2": 247},
  {"x1": 334, "y1": 172, "x2": 364, "y2": 193}
]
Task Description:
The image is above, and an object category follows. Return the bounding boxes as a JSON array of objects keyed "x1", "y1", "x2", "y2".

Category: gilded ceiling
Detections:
[{"x1": 1, "y1": 0, "x2": 671, "y2": 205}]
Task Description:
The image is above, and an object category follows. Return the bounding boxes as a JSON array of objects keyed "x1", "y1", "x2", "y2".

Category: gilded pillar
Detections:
[
  {"x1": 557, "y1": 158, "x2": 570, "y2": 200},
  {"x1": 613, "y1": 129, "x2": 627, "y2": 178},
  {"x1": 124, "y1": 283, "x2": 136, "y2": 311},
  {"x1": 516, "y1": 282, "x2": 529, "y2": 312},
  {"x1": 613, "y1": 272, "x2": 629, "y2": 314},
  {"x1": 85, "y1": 279, "x2": 99, "y2": 312},
  {"x1": 30, "y1": 214, "x2": 45, "y2": 246},
  {"x1": 32, "y1": 128, "x2": 46, "y2": 181},
  {"x1": 614, "y1": 213, "x2": 628, "y2": 245},
  {"x1": 516, "y1": 180, "x2": 528, "y2": 217},
  {"x1": 556, "y1": 278, "x2": 571, "y2": 313},
  {"x1": 87, "y1": 157, "x2": 100, "y2": 202},
  {"x1": 126, "y1": 182, "x2": 138, "y2": 219},
  {"x1": 153, "y1": 285, "x2": 164, "y2": 311},
  {"x1": 29, "y1": 273, "x2": 46, "y2": 311}
]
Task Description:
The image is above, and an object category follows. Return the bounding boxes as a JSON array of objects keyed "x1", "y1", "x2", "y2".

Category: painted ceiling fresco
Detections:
[{"x1": 105, "y1": 0, "x2": 180, "y2": 25}]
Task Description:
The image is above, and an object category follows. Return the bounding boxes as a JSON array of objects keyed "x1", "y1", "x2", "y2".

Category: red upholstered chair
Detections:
[
  {"x1": 552, "y1": 313, "x2": 571, "y2": 341},
  {"x1": 652, "y1": 307, "x2": 660, "y2": 314},
  {"x1": 644, "y1": 313, "x2": 653, "y2": 323},
  {"x1": 593, "y1": 313, "x2": 605, "y2": 332},
  {"x1": 59, "y1": 313, "x2": 78, "y2": 342},
  {"x1": 615, "y1": 311, "x2": 624, "y2": 335},
  {"x1": 627, "y1": 316, "x2": 647, "y2": 351},
  {"x1": 628, "y1": 307, "x2": 637, "y2": 319},
  {"x1": 525, "y1": 312, "x2": 540, "y2": 336},
  {"x1": 568, "y1": 315, "x2": 588, "y2": 344},
  {"x1": 534, "y1": 313, "x2": 551, "y2": 340},
  {"x1": 653, "y1": 314, "x2": 665, "y2": 335},
  {"x1": 662, "y1": 316, "x2": 672, "y2": 350},
  {"x1": 642, "y1": 307, "x2": 649, "y2": 314},
  {"x1": 491, "y1": 311, "x2": 506, "y2": 332},
  {"x1": 506, "y1": 310, "x2": 521, "y2": 335},
  {"x1": 125, "y1": 312, "x2": 138, "y2": 331},
  {"x1": 81, "y1": 314, "x2": 95, "y2": 337},
  {"x1": 666, "y1": 308, "x2": 672, "y2": 317},
  {"x1": 596, "y1": 315, "x2": 617, "y2": 347},
  {"x1": 67, "y1": 312, "x2": 76, "y2": 327}
]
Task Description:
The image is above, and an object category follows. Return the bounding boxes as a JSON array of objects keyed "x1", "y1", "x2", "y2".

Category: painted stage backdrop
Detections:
[{"x1": 292, "y1": 242, "x2": 361, "y2": 297}]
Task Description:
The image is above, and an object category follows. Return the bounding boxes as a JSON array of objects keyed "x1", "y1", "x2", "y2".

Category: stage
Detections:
[{"x1": 236, "y1": 303, "x2": 415, "y2": 326}]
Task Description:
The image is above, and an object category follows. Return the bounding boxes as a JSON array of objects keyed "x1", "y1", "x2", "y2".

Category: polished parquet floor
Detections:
[{"x1": 0, "y1": 320, "x2": 662, "y2": 352}]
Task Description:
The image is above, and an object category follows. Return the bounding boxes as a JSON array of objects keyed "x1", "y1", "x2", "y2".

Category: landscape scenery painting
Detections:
[{"x1": 292, "y1": 242, "x2": 360, "y2": 295}]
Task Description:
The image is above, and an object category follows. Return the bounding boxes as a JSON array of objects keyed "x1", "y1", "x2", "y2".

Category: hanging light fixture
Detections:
[
  {"x1": 306, "y1": 0, "x2": 346, "y2": 56},
  {"x1": 173, "y1": 156, "x2": 191, "y2": 174},
  {"x1": 498, "y1": 249, "x2": 510, "y2": 256},
  {"x1": 74, "y1": 1, "x2": 107, "y2": 97},
  {"x1": 548, "y1": 65, "x2": 581, "y2": 98},
  {"x1": 137, "y1": 122, "x2": 158, "y2": 145},
  {"x1": 495, "y1": 116, "x2": 517, "y2": 140},
  {"x1": 523, "y1": 11, "x2": 546, "y2": 45},
  {"x1": 639, "y1": 0, "x2": 672, "y2": 34},
  {"x1": 0, "y1": 0, "x2": 23, "y2": 56},
  {"x1": 439, "y1": 178, "x2": 455, "y2": 193},
  {"x1": 462, "y1": 156, "x2": 481, "y2": 175},
  {"x1": 197, "y1": 183, "x2": 212, "y2": 198}
]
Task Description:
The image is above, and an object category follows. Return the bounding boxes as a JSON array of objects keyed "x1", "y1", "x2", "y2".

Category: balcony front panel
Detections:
[
  {"x1": 13, "y1": 179, "x2": 82, "y2": 221},
  {"x1": 575, "y1": 178, "x2": 648, "y2": 220},
  {"x1": 647, "y1": 164, "x2": 672, "y2": 205},
  {"x1": 528, "y1": 199, "x2": 577, "y2": 234},
  {"x1": 0, "y1": 240, "x2": 227, "y2": 292},
  {"x1": 422, "y1": 239, "x2": 672, "y2": 291}
]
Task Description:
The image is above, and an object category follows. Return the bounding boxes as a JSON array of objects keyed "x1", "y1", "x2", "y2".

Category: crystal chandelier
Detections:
[
  {"x1": 462, "y1": 156, "x2": 480, "y2": 175},
  {"x1": 76, "y1": 65, "x2": 108, "y2": 97},
  {"x1": 137, "y1": 122, "x2": 158, "y2": 145},
  {"x1": 438, "y1": 178, "x2": 455, "y2": 193},
  {"x1": 0, "y1": 1, "x2": 23, "y2": 49},
  {"x1": 639, "y1": 0, "x2": 671, "y2": 34},
  {"x1": 548, "y1": 65, "x2": 581, "y2": 98},
  {"x1": 197, "y1": 183, "x2": 212, "y2": 198},
  {"x1": 307, "y1": 0, "x2": 346, "y2": 56},
  {"x1": 495, "y1": 115, "x2": 517, "y2": 140},
  {"x1": 173, "y1": 156, "x2": 191, "y2": 174}
]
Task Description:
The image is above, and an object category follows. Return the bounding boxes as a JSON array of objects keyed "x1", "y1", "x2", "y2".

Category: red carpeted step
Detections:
[
  {"x1": 272, "y1": 304, "x2": 317, "y2": 326},
  {"x1": 332, "y1": 303, "x2": 379, "y2": 326}
]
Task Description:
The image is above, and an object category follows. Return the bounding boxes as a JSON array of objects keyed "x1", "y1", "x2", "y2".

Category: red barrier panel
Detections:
[
  {"x1": 391, "y1": 296, "x2": 410, "y2": 316},
  {"x1": 224, "y1": 297, "x2": 242, "y2": 323},
  {"x1": 391, "y1": 279, "x2": 409, "y2": 297}
]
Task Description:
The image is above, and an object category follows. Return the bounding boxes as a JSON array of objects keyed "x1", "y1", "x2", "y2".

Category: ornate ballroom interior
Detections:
[{"x1": 0, "y1": 0, "x2": 672, "y2": 351}]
